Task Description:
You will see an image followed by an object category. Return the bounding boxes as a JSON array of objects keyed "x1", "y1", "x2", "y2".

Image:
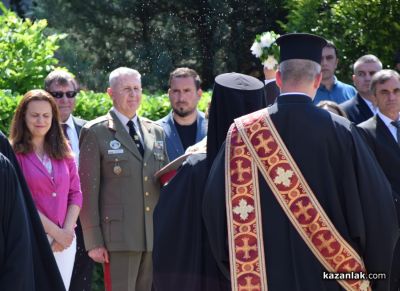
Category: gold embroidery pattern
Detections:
[
  {"x1": 226, "y1": 123, "x2": 268, "y2": 291},
  {"x1": 229, "y1": 109, "x2": 369, "y2": 291}
]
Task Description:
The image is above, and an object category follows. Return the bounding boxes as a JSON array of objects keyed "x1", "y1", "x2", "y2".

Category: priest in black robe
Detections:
[
  {"x1": 0, "y1": 131, "x2": 65, "y2": 291},
  {"x1": 152, "y1": 73, "x2": 267, "y2": 291},
  {"x1": 203, "y1": 34, "x2": 399, "y2": 291},
  {"x1": 0, "y1": 153, "x2": 35, "y2": 290}
]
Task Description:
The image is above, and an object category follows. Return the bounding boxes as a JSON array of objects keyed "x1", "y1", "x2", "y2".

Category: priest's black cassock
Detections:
[
  {"x1": 0, "y1": 131, "x2": 65, "y2": 291},
  {"x1": 203, "y1": 95, "x2": 399, "y2": 291},
  {"x1": 153, "y1": 153, "x2": 229, "y2": 291},
  {"x1": 152, "y1": 73, "x2": 267, "y2": 291},
  {"x1": 0, "y1": 153, "x2": 36, "y2": 290}
]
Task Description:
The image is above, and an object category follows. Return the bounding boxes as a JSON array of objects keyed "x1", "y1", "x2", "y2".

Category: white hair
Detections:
[
  {"x1": 109, "y1": 67, "x2": 141, "y2": 87},
  {"x1": 279, "y1": 59, "x2": 321, "y2": 84}
]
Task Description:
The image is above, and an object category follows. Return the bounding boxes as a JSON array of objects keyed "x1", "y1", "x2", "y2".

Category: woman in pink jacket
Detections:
[{"x1": 10, "y1": 89, "x2": 82, "y2": 290}]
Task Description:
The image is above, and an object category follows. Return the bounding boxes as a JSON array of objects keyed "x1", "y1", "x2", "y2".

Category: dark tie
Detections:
[
  {"x1": 127, "y1": 120, "x2": 144, "y2": 156},
  {"x1": 62, "y1": 123, "x2": 69, "y2": 141},
  {"x1": 391, "y1": 120, "x2": 400, "y2": 146}
]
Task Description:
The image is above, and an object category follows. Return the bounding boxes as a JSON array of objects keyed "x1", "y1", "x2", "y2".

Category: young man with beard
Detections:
[{"x1": 157, "y1": 68, "x2": 207, "y2": 161}]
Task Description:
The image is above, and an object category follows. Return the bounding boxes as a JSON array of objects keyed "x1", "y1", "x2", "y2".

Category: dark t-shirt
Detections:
[{"x1": 175, "y1": 120, "x2": 197, "y2": 151}]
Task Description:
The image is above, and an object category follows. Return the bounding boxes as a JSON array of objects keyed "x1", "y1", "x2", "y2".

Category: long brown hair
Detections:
[{"x1": 10, "y1": 89, "x2": 72, "y2": 159}]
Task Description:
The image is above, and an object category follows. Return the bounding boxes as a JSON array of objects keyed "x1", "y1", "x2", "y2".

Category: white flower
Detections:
[
  {"x1": 250, "y1": 41, "x2": 262, "y2": 58},
  {"x1": 260, "y1": 32, "x2": 274, "y2": 48},
  {"x1": 250, "y1": 31, "x2": 280, "y2": 66},
  {"x1": 263, "y1": 55, "x2": 278, "y2": 70}
]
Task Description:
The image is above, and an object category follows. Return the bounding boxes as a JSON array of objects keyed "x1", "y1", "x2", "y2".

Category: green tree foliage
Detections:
[
  {"x1": 0, "y1": 90, "x2": 20, "y2": 133},
  {"x1": 330, "y1": 0, "x2": 400, "y2": 72},
  {"x1": 280, "y1": 0, "x2": 335, "y2": 33},
  {"x1": 33, "y1": 0, "x2": 286, "y2": 91},
  {"x1": 0, "y1": 3, "x2": 66, "y2": 94},
  {"x1": 282, "y1": 0, "x2": 400, "y2": 83}
]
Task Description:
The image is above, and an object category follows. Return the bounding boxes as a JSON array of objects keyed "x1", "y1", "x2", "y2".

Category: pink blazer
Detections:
[{"x1": 16, "y1": 152, "x2": 82, "y2": 227}]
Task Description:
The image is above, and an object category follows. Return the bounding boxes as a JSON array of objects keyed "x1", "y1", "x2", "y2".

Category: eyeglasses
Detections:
[{"x1": 49, "y1": 91, "x2": 77, "y2": 99}]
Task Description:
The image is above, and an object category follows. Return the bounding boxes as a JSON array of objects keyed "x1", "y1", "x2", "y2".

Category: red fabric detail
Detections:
[
  {"x1": 104, "y1": 262, "x2": 112, "y2": 291},
  {"x1": 159, "y1": 170, "x2": 177, "y2": 186}
]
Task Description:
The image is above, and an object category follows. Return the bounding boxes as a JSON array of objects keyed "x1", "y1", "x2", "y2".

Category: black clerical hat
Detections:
[
  {"x1": 276, "y1": 33, "x2": 327, "y2": 64},
  {"x1": 215, "y1": 73, "x2": 264, "y2": 91}
]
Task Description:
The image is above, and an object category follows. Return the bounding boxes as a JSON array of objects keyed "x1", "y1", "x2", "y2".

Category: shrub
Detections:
[
  {"x1": 0, "y1": 87, "x2": 211, "y2": 289},
  {"x1": 0, "y1": 90, "x2": 21, "y2": 134},
  {"x1": 0, "y1": 3, "x2": 66, "y2": 94},
  {"x1": 0, "y1": 90, "x2": 211, "y2": 135},
  {"x1": 75, "y1": 90, "x2": 211, "y2": 121}
]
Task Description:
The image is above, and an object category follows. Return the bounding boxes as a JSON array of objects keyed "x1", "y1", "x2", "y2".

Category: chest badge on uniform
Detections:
[
  {"x1": 108, "y1": 140, "x2": 124, "y2": 154},
  {"x1": 113, "y1": 158, "x2": 122, "y2": 175},
  {"x1": 154, "y1": 140, "x2": 165, "y2": 161},
  {"x1": 110, "y1": 140, "x2": 121, "y2": 149},
  {"x1": 113, "y1": 165, "x2": 122, "y2": 175}
]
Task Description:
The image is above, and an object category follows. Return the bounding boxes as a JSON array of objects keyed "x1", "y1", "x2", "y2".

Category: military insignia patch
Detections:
[{"x1": 110, "y1": 140, "x2": 121, "y2": 149}]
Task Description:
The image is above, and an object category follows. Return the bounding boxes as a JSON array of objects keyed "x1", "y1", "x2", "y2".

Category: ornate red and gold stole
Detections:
[{"x1": 225, "y1": 109, "x2": 370, "y2": 291}]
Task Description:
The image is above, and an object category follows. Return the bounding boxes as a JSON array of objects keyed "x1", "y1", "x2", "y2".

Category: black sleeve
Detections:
[
  {"x1": 0, "y1": 154, "x2": 35, "y2": 290},
  {"x1": 202, "y1": 145, "x2": 230, "y2": 280}
]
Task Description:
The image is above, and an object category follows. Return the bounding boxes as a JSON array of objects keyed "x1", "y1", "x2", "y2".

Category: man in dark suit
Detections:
[
  {"x1": 340, "y1": 54, "x2": 382, "y2": 124},
  {"x1": 358, "y1": 69, "x2": 400, "y2": 290},
  {"x1": 263, "y1": 66, "x2": 280, "y2": 105},
  {"x1": 45, "y1": 70, "x2": 92, "y2": 291}
]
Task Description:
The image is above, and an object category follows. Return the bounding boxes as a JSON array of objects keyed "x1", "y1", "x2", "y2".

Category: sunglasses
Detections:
[{"x1": 49, "y1": 91, "x2": 77, "y2": 99}]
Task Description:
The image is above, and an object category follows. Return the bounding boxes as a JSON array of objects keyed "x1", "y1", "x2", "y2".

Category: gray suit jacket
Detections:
[
  {"x1": 157, "y1": 110, "x2": 207, "y2": 161},
  {"x1": 79, "y1": 110, "x2": 168, "y2": 252}
]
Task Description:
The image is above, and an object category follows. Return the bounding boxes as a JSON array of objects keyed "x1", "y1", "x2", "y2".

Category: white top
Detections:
[{"x1": 36, "y1": 153, "x2": 53, "y2": 176}]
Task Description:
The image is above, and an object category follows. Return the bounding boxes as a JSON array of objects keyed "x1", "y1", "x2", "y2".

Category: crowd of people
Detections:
[{"x1": 1, "y1": 32, "x2": 400, "y2": 291}]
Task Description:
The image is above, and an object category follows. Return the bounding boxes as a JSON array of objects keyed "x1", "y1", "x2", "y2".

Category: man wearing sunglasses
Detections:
[
  {"x1": 44, "y1": 70, "x2": 86, "y2": 164},
  {"x1": 44, "y1": 70, "x2": 93, "y2": 291}
]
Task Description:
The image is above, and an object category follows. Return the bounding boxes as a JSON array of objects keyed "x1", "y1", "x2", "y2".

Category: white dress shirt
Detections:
[{"x1": 63, "y1": 115, "x2": 80, "y2": 165}]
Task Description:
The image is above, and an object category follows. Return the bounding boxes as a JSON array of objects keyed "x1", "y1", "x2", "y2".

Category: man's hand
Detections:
[
  {"x1": 88, "y1": 247, "x2": 109, "y2": 263},
  {"x1": 264, "y1": 67, "x2": 276, "y2": 80}
]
